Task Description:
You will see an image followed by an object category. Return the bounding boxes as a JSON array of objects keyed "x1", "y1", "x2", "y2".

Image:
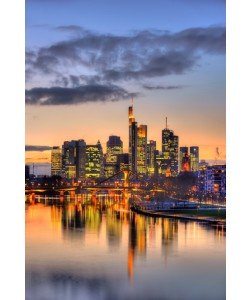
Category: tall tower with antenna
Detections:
[
  {"x1": 128, "y1": 97, "x2": 137, "y2": 174},
  {"x1": 161, "y1": 117, "x2": 179, "y2": 176},
  {"x1": 128, "y1": 97, "x2": 135, "y2": 125}
]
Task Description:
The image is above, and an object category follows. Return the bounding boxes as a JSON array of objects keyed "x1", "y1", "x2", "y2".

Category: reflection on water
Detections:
[{"x1": 26, "y1": 192, "x2": 225, "y2": 300}]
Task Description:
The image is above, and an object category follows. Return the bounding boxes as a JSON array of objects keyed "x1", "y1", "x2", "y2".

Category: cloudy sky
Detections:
[{"x1": 25, "y1": 0, "x2": 226, "y2": 163}]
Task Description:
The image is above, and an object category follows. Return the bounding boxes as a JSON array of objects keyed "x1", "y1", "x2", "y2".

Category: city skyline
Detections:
[{"x1": 25, "y1": 100, "x2": 225, "y2": 164}]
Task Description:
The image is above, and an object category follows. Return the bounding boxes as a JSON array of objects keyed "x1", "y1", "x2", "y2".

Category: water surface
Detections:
[{"x1": 26, "y1": 194, "x2": 225, "y2": 300}]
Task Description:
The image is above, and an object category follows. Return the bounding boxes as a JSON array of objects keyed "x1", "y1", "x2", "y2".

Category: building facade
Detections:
[
  {"x1": 137, "y1": 125, "x2": 147, "y2": 175},
  {"x1": 62, "y1": 141, "x2": 76, "y2": 179},
  {"x1": 105, "y1": 135, "x2": 123, "y2": 177},
  {"x1": 161, "y1": 118, "x2": 179, "y2": 176},
  {"x1": 179, "y1": 146, "x2": 190, "y2": 172},
  {"x1": 198, "y1": 164, "x2": 226, "y2": 196},
  {"x1": 51, "y1": 146, "x2": 62, "y2": 176},
  {"x1": 190, "y1": 146, "x2": 199, "y2": 171},
  {"x1": 61, "y1": 140, "x2": 86, "y2": 180},
  {"x1": 147, "y1": 140, "x2": 157, "y2": 176},
  {"x1": 75, "y1": 140, "x2": 87, "y2": 180},
  {"x1": 85, "y1": 141, "x2": 104, "y2": 178},
  {"x1": 128, "y1": 105, "x2": 137, "y2": 174}
]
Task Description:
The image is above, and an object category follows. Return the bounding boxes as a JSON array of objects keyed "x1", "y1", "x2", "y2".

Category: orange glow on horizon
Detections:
[
  {"x1": 25, "y1": 144, "x2": 226, "y2": 164},
  {"x1": 26, "y1": 100, "x2": 225, "y2": 164}
]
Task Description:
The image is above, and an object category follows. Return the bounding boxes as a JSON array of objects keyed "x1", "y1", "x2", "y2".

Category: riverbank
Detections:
[{"x1": 131, "y1": 206, "x2": 226, "y2": 227}]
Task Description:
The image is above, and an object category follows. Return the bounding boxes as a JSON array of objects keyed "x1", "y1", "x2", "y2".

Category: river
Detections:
[{"x1": 26, "y1": 192, "x2": 225, "y2": 300}]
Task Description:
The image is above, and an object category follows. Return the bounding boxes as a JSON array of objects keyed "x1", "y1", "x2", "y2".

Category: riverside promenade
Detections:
[{"x1": 130, "y1": 200, "x2": 226, "y2": 227}]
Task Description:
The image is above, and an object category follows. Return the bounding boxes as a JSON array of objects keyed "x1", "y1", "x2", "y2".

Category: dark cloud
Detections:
[
  {"x1": 102, "y1": 51, "x2": 198, "y2": 81},
  {"x1": 173, "y1": 26, "x2": 226, "y2": 54},
  {"x1": 25, "y1": 84, "x2": 138, "y2": 105},
  {"x1": 32, "y1": 53, "x2": 60, "y2": 75},
  {"x1": 52, "y1": 74, "x2": 93, "y2": 87},
  {"x1": 143, "y1": 84, "x2": 184, "y2": 90},
  {"x1": 52, "y1": 74, "x2": 104, "y2": 88},
  {"x1": 25, "y1": 145, "x2": 52, "y2": 151},
  {"x1": 26, "y1": 25, "x2": 225, "y2": 83}
]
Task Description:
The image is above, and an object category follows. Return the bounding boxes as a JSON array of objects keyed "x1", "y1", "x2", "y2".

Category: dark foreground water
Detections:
[{"x1": 26, "y1": 194, "x2": 225, "y2": 300}]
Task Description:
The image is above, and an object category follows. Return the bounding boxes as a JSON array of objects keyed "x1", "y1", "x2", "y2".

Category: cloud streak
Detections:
[
  {"x1": 25, "y1": 145, "x2": 52, "y2": 151},
  {"x1": 25, "y1": 84, "x2": 137, "y2": 105}
]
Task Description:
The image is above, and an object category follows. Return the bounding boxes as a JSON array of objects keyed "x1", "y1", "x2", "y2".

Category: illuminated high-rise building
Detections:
[
  {"x1": 128, "y1": 104, "x2": 137, "y2": 174},
  {"x1": 161, "y1": 117, "x2": 179, "y2": 176},
  {"x1": 62, "y1": 140, "x2": 86, "y2": 179},
  {"x1": 147, "y1": 140, "x2": 157, "y2": 176},
  {"x1": 190, "y1": 146, "x2": 199, "y2": 171},
  {"x1": 180, "y1": 146, "x2": 190, "y2": 172},
  {"x1": 75, "y1": 140, "x2": 87, "y2": 179},
  {"x1": 51, "y1": 146, "x2": 62, "y2": 176},
  {"x1": 137, "y1": 125, "x2": 147, "y2": 175},
  {"x1": 62, "y1": 141, "x2": 76, "y2": 178},
  {"x1": 156, "y1": 153, "x2": 172, "y2": 177},
  {"x1": 179, "y1": 146, "x2": 188, "y2": 163},
  {"x1": 105, "y1": 135, "x2": 123, "y2": 177},
  {"x1": 85, "y1": 141, "x2": 104, "y2": 178},
  {"x1": 198, "y1": 164, "x2": 226, "y2": 196},
  {"x1": 128, "y1": 105, "x2": 134, "y2": 126}
]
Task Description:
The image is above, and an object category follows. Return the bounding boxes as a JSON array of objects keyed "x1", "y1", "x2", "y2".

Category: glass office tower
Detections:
[
  {"x1": 137, "y1": 125, "x2": 147, "y2": 175},
  {"x1": 161, "y1": 117, "x2": 179, "y2": 176},
  {"x1": 51, "y1": 146, "x2": 62, "y2": 176}
]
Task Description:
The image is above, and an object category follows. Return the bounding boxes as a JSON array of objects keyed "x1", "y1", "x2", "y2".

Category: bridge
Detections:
[{"x1": 25, "y1": 169, "x2": 166, "y2": 195}]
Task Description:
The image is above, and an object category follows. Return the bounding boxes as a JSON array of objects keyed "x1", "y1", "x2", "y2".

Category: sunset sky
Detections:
[{"x1": 25, "y1": 0, "x2": 226, "y2": 163}]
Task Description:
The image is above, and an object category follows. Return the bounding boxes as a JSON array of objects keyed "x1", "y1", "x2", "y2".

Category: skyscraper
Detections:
[
  {"x1": 85, "y1": 141, "x2": 104, "y2": 178},
  {"x1": 105, "y1": 135, "x2": 123, "y2": 177},
  {"x1": 190, "y1": 146, "x2": 199, "y2": 171},
  {"x1": 137, "y1": 125, "x2": 147, "y2": 175},
  {"x1": 161, "y1": 117, "x2": 179, "y2": 176},
  {"x1": 51, "y1": 146, "x2": 62, "y2": 176},
  {"x1": 128, "y1": 105, "x2": 134, "y2": 125},
  {"x1": 62, "y1": 141, "x2": 76, "y2": 178},
  {"x1": 147, "y1": 140, "x2": 157, "y2": 176},
  {"x1": 128, "y1": 105, "x2": 137, "y2": 174},
  {"x1": 147, "y1": 140, "x2": 157, "y2": 175},
  {"x1": 75, "y1": 140, "x2": 87, "y2": 180},
  {"x1": 179, "y1": 146, "x2": 190, "y2": 172},
  {"x1": 62, "y1": 140, "x2": 86, "y2": 180}
]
